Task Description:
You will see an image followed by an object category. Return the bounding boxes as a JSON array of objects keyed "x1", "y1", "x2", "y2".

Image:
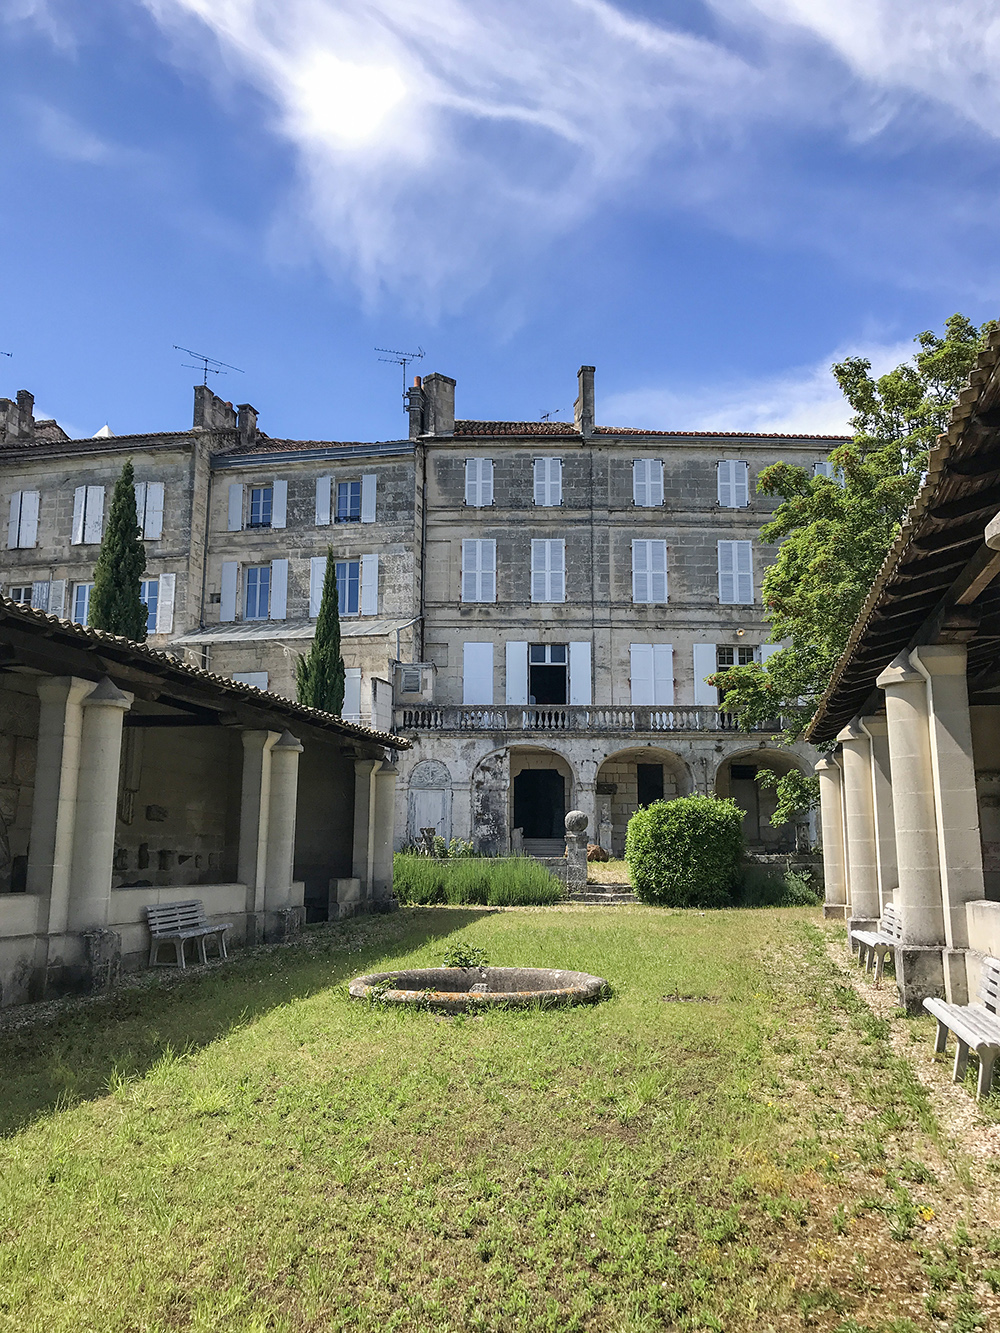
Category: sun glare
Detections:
[{"x1": 291, "y1": 53, "x2": 407, "y2": 145}]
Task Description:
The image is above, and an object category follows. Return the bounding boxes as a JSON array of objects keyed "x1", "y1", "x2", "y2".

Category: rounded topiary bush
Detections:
[{"x1": 625, "y1": 795, "x2": 744, "y2": 908}]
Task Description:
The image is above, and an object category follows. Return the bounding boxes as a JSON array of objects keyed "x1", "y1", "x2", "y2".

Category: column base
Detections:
[
  {"x1": 823, "y1": 903, "x2": 847, "y2": 920},
  {"x1": 895, "y1": 945, "x2": 945, "y2": 1014},
  {"x1": 943, "y1": 948, "x2": 970, "y2": 1005},
  {"x1": 263, "y1": 906, "x2": 305, "y2": 943}
]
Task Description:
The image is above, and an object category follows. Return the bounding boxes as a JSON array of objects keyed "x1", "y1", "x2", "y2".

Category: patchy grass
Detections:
[
  {"x1": 586, "y1": 857, "x2": 631, "y2": 885},
  {"x1": 0, "y1": 906, "x2": 997, "y2": 1332}
]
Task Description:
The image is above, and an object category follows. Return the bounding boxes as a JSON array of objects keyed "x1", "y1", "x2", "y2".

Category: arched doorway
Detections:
[
  {"x1": 509, "y1": 748, "x2": 574, "y2": 855},
  {"x1": 715, "y1": 748, "x2": 804, "y2": 850},
  {"x1": 595, "y1": 747, "x2": 692, "y2": 857},
  {"x1": 407, "y1": 760, "x2": 452, "y2": 846}
]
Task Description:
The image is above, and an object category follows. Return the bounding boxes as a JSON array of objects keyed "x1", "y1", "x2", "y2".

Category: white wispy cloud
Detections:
[
  {"x1": 601, "y1": 338, "x2": 916, "y2": 436},
  {"x1": 23, "y1": 100, "x2": 117, "y2": 164}
]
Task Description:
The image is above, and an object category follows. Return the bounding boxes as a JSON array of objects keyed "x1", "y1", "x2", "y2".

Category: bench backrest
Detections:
[
  {"x1": 146, "y1": 900, "x2": 208, "y2": 935},
  {"x1": 979, "y1": 956, "x2": 1000, "y2": 1013},
  {"x1": 880, "y1": 903, "x2": 903, "y2": 941}
]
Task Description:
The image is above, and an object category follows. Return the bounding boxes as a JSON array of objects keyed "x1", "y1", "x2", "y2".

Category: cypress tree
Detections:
[
  {"x1": 88, "y1": 458, "x2": 148, "y2": 641},
  {"x1": 296, "y1": 549, "x2": 346, "y2": 714}
]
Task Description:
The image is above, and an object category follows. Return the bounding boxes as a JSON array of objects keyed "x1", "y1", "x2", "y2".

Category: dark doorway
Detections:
[
  {"x1": 636, "y1": 763, "x2": 664, "y2": 807},
  {"x1": 513, "y1": 769, "x2": 566, "y2": 839}
]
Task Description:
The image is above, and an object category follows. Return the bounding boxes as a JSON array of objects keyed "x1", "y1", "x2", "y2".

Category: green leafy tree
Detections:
[
  {"x1": 710, "y1": 314, "x2": 996, "y2": 818},
  {"x1": 296, "y1": 549, "x2": 345, "y2": 714},
  {"x1": 88, "y1": 458, "x2": 148, "y2": 641}
]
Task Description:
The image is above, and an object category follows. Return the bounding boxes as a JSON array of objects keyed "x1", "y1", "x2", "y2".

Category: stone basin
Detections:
[{"x1": 348, "y1": 966, "x2": 607, "y2": 1013}]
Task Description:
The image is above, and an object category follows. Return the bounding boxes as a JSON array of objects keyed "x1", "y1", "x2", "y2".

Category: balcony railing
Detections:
[{"x1": 394, "y1": 705, "x2": 777, "y2": 735}]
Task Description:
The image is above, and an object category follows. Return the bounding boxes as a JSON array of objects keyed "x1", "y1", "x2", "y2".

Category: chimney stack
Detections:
[
  {"x1": 422, "y1": 372, "x2": 456, "y2": 437},
  {"x1": 16, "y1": 390, "x2": 35, "y2": 439},
  {"x1": 237, "y1": 403, "x2": 258, "y2": 449},
  {"x1": 406, "y1": 375, "x2": 426, "y2": 440},
  {"x1": 193, "y1": 384, "x2": 237, "y2": 432},
  {"x1": 574, "y1": 366, "x2": 595, "y2": 436}
]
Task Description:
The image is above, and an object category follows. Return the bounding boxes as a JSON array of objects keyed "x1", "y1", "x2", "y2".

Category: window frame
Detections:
[
  {"x1": 533, "y1": 457, "x2": 563, "y2": 507},
  {"x1": 8, "y1": 584, "x2": 31, "y2": 605},
  {"x1": 632, "y1": 459, "x2": 664, "y2": 507},
  {"x1": 247, "y1": 485, "x2": 274, "y2": 529},
  {"x1": 717, "y1": 540, "x2": 754, "y2": 605},
  {"x1": 244, "y1": 564, "x2": 271, "y2": 620},
  {"x1": 461, "y1": 538, "x2": 497, "y2": 603},
  {"x1": 530, "y1": 538, "x2": 566, "y2": 603},
  {"x1": 335, "y1": 558, "x2": 361, "y2": 616},
  {"x1": 336, "y1": 479, "x2": 362, "y2": 523},
  {"x1": 140, "y1": 578, "x2": 159, "y2": 636},
  {"x1": 631, "y1": 539, "x2": 668, "y2": 604},
  {"x1": 72, "y1": 582, "x2": 93, "y2": 625}
]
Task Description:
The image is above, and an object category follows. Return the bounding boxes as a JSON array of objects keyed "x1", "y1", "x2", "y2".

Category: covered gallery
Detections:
[
  {"x1": 810, "y1": 326, "x2": 1000, "y2": 1010},
  {"x1": 0, "y1": 595, "x2": 406, "y2": 1007}
]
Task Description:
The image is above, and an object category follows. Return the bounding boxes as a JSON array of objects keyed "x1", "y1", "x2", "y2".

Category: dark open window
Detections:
[{"x1": 636, "y1": 763, "x2": 664, "y2": 807}]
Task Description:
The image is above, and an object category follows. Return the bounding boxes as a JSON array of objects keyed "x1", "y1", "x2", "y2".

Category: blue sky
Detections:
[{"x1": 1, "y1": 0, "x2": 998, "y2": 442}]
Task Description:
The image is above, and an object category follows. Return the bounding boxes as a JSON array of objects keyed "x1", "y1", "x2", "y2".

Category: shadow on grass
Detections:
[{"x1": 0, "y1": 907, "x2": 490, "y2": 1138}]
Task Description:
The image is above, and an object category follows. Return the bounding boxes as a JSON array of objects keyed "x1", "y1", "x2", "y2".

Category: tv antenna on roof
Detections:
[
  {"x1": 376, "y1": 345, "x2": 424, "y2": 409},
  {"x1": 173, "y1": 345, "x2": 244, "y2": 386},
  {"x1": 540, "y1": 409, "x2": 561, "y2": 422},
  {"x1": 0, "y1": 351, "x2": 11, "y2": 359}
]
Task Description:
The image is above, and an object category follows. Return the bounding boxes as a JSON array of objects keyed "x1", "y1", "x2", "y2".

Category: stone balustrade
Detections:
[{"x1": 394, "y1": 704, "x2": 777, "y2": 734}]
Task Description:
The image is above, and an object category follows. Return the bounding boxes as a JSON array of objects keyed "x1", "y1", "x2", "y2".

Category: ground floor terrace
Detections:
[
  {"x1": 394, "y1": 715, "x2": 816, "y2": 857},
  {"x1": 2, "y1": 905, "x2": 998, "y2": 1333}
]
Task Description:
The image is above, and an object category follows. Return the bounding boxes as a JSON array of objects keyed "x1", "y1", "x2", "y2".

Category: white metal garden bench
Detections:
[
  {"x1": 850, "y1": 903, "x2": 903, "y2": 985},
  {"x1": 923, "y1": 957, "x2": 1000, "y2": 1101},
  {"x1": 146, "y1": 900, "x2": 232, "y2": 969}
]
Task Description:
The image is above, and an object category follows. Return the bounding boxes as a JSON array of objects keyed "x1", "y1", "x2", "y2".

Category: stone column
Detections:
[
  {"x1": 837, "y1": 721, "x2": 880, "y2": 931},
  {"x1": 371, "y1": 763, "x2": 398, "y2": 906},
  {"x1": 859, "y1": 716, "x2": 898, "y2": 914},
  {"x1": 352, "y1": 758, "x2": 382, "y2": 898},
  {"x1": 815, "y1": 756, "x2": 848, "y2": 919},
  {"x1": 564, "y1": 810, "x2": 588, "y2": 890},
  {"x1": 67, "y1": 678, "x2": 133, "y2": 934},
  {"x1": 264, "y1": 732, "x2": 303, "y2": 930},
  {"x1": 877, "y1": 652, "x2": 945, "y2": 1010},
  {"x1": 27, "y1": 678, "x2": 92, "y2": 923},
  {"x1": 911, "y1": 644, "x2": 985, "y2": 1003},
  {"x1": 238, "y1": 729, "x2": 279, "y2": 942}
]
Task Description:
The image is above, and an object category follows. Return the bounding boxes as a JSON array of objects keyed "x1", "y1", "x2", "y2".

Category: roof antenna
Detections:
[
  {"x1": 173, "y1": 345, "x2": 244, "y2": 386},
  {"x1": 540, "y1": 409, "x2": 561, "y2": 422},
  {"x1": 376, "y1": 346, "x2": 424, "y2": 410},
  {"x1": 0, "y1": 351, "x2": 11, "y2": 359}
]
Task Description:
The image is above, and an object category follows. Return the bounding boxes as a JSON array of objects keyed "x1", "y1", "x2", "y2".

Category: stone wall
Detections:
[{"x1": 0, "y1": 677, "x2": 37, "y2": 894}]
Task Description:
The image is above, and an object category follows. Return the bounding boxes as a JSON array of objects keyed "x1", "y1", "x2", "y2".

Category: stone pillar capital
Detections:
[
  {"x1": 858, "y1": 715, "x2": 888, "y2": 738},
  {"x1": 354, "y1": 757, "x2": 383, "y2": 777},
  {"x1": 877, "y1": 650, "x2": 924, "y2": 689},
  {"x1": 36, "y1": 675, "x2": 94, "y2": 708},
  {"x1": 81, "y1": 677, "x2": 133, "y2": 710},
  {"x1": 814, "y1": 756, "x2": 841, "y2": 775},
  {"x1": 241, "y1": 728, "x2": 280, "y2": 754},
  {"x1": 910, "y1": 643, "x2": 969, "y2": 678},
  {"x1": 836, "y1": 720, "x2": 867, "y2": 744},
  {"x1": 273, "y1": 730, "x2": 304, "y2": 754}
]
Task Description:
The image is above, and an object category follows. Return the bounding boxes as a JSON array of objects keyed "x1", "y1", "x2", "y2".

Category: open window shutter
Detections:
[
  {"x1": 653, "y1": 644, "x2": 674, "y2": 705},
  {"x1": 270, "y1": 558, "x2": 288, "y2": 618},
  {"x1": 693, "y1": 643, "x2": 718, "y2": 706},
  {"x1": 758, "y1": 642, "x2": 781, "y2": 665},
  {"x1": 48, "y1": 580, "x2": 65, "y2": 618},
  {"x1": 155, "y1": 573, "x2": 176, "y2": 634},
  {"x1": 144, "y1": 482, "x2": 164, "y2": 540},
  {"x1": 271, "y1": 479, "x2": 287, "y2": 529},
  {"x1": 650, "y1": 541, "x2": 668, "y2": 603},
  {"x1": 481, "y1": 460, "x2": 494, "y2": 505},
  {"x1": 343, "y1": 668, "x2": 362, "y2": 721},
  {"x1": 360, "y1": 553, "x2": 378, "y2": 615},
  {"x1": 717, "y1": 461, "x2": 733, "y2": 507},
  {"x1": 72, "y1": 487, "x2": 86, "y2": 544},
  {"x1": 630, "y1": 644, "x2": 653, "y2": 705},
  {"x1": 632, "y1": 540, "x2": 649, "y2": 603},
  {"x1": 550, "y1": 459, "x2": 562, "y2": 505},
  {"x1": 718, "y1": 541, "x2": 736, "y2": 602},
  {"x1": 633, "y1": 461, "x2": 647, "y2": 506},
  {"x1": 228, "y1": 483, "x2": 243, "y2": 531},
  {"x1": 569, "y1": 641, "x2": 592, "y2": 705},
  {"x1": 734, "y1": 462, "x2": 749, "y2": 507},
  {"x1": 463, "y1": 642, "x2": 494, "y2": 705},
  {"x1": 7, "y1": 492, "x2": 21, "y2": 548},
  {"x1": 17, "y1": 490, "x2": 38, "y2": 547},
  {"x1": 134, "y1": 482, "x2": 146, "y2": 534},
  {"x1": 309, "y1": 556, "x2": 325, "y2": 616},
  {"x1": 31, "y1": 581, "x2": 50, "y2": 611},
  {"x1": 737, "y1": 542, "x2": 753, "y2": 603},
  {"x1": 649, "y1": 460, "x2": 664, "y2": 505},
  {"x1": 315, "y1": 476, "x2": 331, "y2": 525},
  {"x1": 505, "y1": 640, "x2": 528, "y2": 705},
  {"x1": 220, "y1": 561, "x2": 238, "y2": 622},
  {"x1": 533, "y1": 459, "x2": 546, "y2": 505},
  {"x1": 83, "y1": 486, "x2": 104, "y2": 543},
  {"x1": 360, "y1": 474, "x2": 377, "y2": 523}
]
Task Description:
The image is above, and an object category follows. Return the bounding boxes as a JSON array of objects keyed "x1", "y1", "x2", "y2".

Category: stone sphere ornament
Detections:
[{"x1": 564, "y1": 810, "x2": 588, "y2": 835}]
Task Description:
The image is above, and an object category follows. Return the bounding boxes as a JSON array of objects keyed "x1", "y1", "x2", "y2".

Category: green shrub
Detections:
[
  {"x1": 392, "y1": 854, "x2": 563, "y2": 906},
  {"x1": 625, "y1": 795, "x2": 744, "y2": 908},
  {"x1": 392, "y1": 853, "x2": 445, "y2": 904},
  {"x1": 734, "y1": 863, "x2": 822, "y2": 908},
  {"x1": 485, "y1": 857, "x2": 563, "y2": 907},
  {"x1": 444, "y1": 859, "x2": 490, "y2": 905}
]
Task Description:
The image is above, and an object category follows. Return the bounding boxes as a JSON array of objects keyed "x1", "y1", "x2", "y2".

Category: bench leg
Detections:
[
  {"x1": 175, "y1": 938, "x2": 186, "y2": 970},
  {"x1": 196, "y1": 935, "x2": 208, "y2": 965},
  {"x1": 978, "y1": 1052, "x2": 997, "y2": 1101},
  {"x1": 219, "y1": 931, "x2": 228, "y2": 960},
  {"x1": 933, "y1": 1020, "x2": 949, "y2": 1055},
  {"x1": 874, "y1": 947, "x2": 887, "y2": 988},
  {"x1": 953, "y1": 1039, "x2": 969, "y2": 1083}
]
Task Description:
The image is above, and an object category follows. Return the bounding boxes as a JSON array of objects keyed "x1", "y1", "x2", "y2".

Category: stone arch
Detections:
[
  {"x1": 508, "y1": 746, "x2": 578, "y2": 849},
  {"x1": 714, "y1": 747, "x2": 807, "y2": 850},
  {"x1": 406, "y1": 759, "x2": 453, "y2": 846},
  {"x1": 594, "y1": 746, "x2": 693, "y2": 856}
]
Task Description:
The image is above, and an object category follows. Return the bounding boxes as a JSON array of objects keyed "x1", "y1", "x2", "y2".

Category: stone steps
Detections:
[{"x1": 568, "y1": 884, "x2": 637, "y2": 906}]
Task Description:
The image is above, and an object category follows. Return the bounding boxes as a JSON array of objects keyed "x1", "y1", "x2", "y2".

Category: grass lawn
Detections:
[
  {"x1": 586, "y1": 858, "x2": 631, "y2": 885},
  {"x1": 1, "y1": 906, "x2": 998, "y2": 1332}
]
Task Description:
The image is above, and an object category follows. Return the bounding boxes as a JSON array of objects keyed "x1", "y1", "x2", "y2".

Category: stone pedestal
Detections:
[{"x1": 564, "y1": 810, "x2": 588, "y2": 890}]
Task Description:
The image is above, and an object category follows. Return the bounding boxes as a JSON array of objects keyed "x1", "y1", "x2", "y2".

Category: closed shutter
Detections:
[
  {"x1": 360, "y1": 553, "x2": 378, "y2": 615},
  {"x1": 309, "y1": 555, "x2": 326, "y2": 616},
  {"x1": 718, "y1": 461, "x2": 749, "y2": 508},
  {"x1": 633, "y1": 460, "x2": 663, "y2": 506},
  {"x1": 228, "y1": 483, "x2": 243, "y2": 531},
  {"x1": 531, "y1": 539, "x2": 565, "y2": 602},
  {"x1": 505, "y1": 640, "x2": 528, "y2": 705},
  {"x1": 692, "y1": 643, "x2": 718, "y2": 705},
  {"x1": 360, "y1": 474, "x2": 377, "y2": 523},
  {"x1": 72, "y1": 487, "x2": 87, "y2": 544},
  {"x1": 315, "y1": 476, "x2": 331, "y2": 525},
  {"x1": 155, "y1": 573, "x2": 176, "y2": 634},
  {"x1": 653, "y1": 644, "x2": 674, "y2": 705},
  {"x1": 461, "y1": 539, "x2": 496, "y2": 602},
  {"x1": 220, "y1": 561, "x2": 238, "y2": 622},
  {"x1": 632, "y1": 540, "x2": 667, "y2": 603},
  {"x1": 270, "y1": 558, "x2": 288, "y2": 618},
  {"x1": 568, "y1": 641, "x2": 592, "y2": 705},
  {"x1": 145, "y1": 482, "x2": 164, "y2": 540},
  {"x1": 465, "y1": 460, "x2": 480, "y2": 506},
  {"x1": 343, "y1": 667, "x2": 363, "y2": 722},
  {"x1": 719, "y1": 541, "x2": 754, "y2": 603},
  {"x1": 630, "y1": 644, "x2": 653, "y2": 705},
  {"x1": 83, "y1": 486, "x2": 104, "y2": 543},
  {"x1": 30, "y1": 581, "x2": 49, "y2": 611},
  {"x1": 463, "y1": 642, "x2": 494, "y2": 705},
  {"x1": 271, "y1": 480, "x2": 288, "y2": 529},
  {"x1": 8, "y1": 490, "x2": 39, "y2": 548},
  {"x1": 48, "y1": 580, "x2": 65, "y2": 617},
  {"x1": 533, "y1": 457, "x2": 562, "y2": 506}
]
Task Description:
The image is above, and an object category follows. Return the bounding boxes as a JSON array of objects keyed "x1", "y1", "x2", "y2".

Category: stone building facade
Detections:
[{"x1": 1, "y1": 370, "x2": 846, "y2": 858}]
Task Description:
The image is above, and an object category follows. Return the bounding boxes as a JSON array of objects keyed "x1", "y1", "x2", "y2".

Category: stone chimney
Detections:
[
  {"x1": 406, "y1": 376, "x2": 426, "y2": 440},
  {"x1": 193, "y1": 384, "x2": 238, "y2": 432},
  {"x1": 422, "y1": 372, "x2": 456, "y2": 437},
  {"x1": 0, "y1": 390, "x2": 35, "y2": 442},
  {"x1": 237, "y1": 403, "x2": 258, "y2": 449},
  {"x1": 574, "y1": 366, "x2": 595, "y2": 436}
]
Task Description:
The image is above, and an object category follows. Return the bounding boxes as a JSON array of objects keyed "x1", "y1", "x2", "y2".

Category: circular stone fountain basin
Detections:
[{"x1": 348, "y1": 966, "x2": 607, "y2": 1013}]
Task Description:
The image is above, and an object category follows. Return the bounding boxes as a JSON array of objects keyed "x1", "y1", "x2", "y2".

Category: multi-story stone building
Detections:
[{"x1": 1, "y1": 370, "x2": 847, "y2": 860}]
